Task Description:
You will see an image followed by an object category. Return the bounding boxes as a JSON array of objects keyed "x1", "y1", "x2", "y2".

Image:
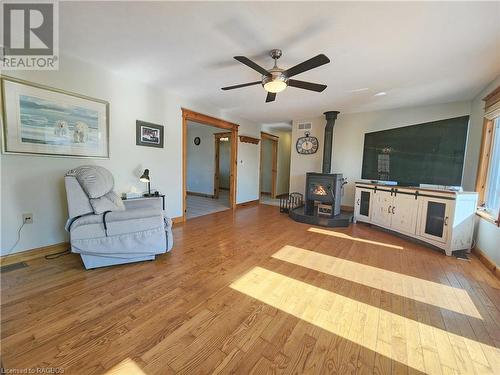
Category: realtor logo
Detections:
[{"x1": 1, "y1": 0, "x2": 59, "y2": 70}]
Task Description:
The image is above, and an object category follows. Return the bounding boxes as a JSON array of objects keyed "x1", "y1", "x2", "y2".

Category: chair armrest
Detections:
[
  {"x1": 107, "y1": 207, "x2": 163, "y2": 222},
  {"x1": 123, "y1": 197, "x2": 163, "y2": 211}
]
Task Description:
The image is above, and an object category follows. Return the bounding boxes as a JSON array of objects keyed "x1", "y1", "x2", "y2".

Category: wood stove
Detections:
[
  {"x1": 287, "y1": 110, "x2": 353, "y2": 227},
  {"x1": 305, "y1": 172, "x2": 344, "y2": 217}
]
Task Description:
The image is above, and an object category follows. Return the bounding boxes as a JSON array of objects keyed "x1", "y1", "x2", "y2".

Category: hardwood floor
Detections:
[{"x1": 1, "y1": 204, "x2": 499, "y2": 374}]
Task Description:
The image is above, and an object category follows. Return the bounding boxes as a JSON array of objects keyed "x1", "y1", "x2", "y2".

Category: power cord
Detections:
[
  {"x1": 3, "y1": 221, "x2": 27, "y2": 257},
  {"x1": 44, "y1": 249, "x2": 71, "y2": 260},
  {"x1": 3, "y1": 217, "x2": 71, "y2": 260}
]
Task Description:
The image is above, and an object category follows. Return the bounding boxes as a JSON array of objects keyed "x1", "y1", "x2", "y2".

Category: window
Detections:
[
  {"x1": 484, "y1": 117, "x2": 500, "y2": 217},
  {"x1": 475, "y1": 85, "x2": 500, "y2": 226}
]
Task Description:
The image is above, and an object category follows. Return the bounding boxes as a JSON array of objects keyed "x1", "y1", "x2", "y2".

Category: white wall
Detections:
[
  {"x1": 290, "y1": 101, "x2": 474, "y2": 204},
  {"x1": 475, "y1": 218, "x2": 500, "y2": 265},
  {"x1": 1, "y1": 56, "x2": 187, "y2": 255},
  {"x1": 470, "y1": 75, "x2": 500, "y2": 265},
  {"x1": 222, "y1": 112, "x2": 262, "y2": 204},
  {"x1": 186, "y1": 122, "x2": 220, "y2": 195},
  {"x1": 289, "y1": 117, "x2": 326, "y2": 195},
  {"x1": 1, "y1": 55, "x2": 263, "y2": 255}
]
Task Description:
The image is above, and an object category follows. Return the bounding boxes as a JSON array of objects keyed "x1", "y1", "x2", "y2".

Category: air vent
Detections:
[
  {"x1": 1, "y1": 262, "x2": 28, "y2": 273},
  {"x1": 298, "y1": 122, "x2": 312, "y2": 130}
]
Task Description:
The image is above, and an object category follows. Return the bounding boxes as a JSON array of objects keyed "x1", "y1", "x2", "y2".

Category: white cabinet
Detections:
[{"x1": 353, "y1": 183, "x2": 478, "y2": 256}]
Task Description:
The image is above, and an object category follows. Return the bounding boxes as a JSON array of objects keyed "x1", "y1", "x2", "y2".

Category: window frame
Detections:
[{"x1": 475, "y1": 85, "x2": 500, "y2": 226}]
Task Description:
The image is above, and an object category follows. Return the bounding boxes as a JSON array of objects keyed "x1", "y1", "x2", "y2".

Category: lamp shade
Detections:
[
  {"x1": 263, "y1": 79, "x2": 287, "y2": 93},
  {"x1": 140, "y1": 169, "x2": 150, "y2": 182}
]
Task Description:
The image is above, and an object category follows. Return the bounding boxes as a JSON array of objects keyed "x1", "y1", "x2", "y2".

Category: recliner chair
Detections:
[{"x1": 64, "y1": 165, "x2": 173, "y2": 269}]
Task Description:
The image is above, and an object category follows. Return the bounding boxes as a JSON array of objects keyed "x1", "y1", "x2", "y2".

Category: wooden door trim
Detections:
[
  {"x1": 261, "y1": 131, "x2": 279, "y2": 142},
  {"x1": 260, "y1": 132, "x2": 279, "y2": 199},
  {"x1": 213, "y1": 132, "x2": 231, "y2": 200},
  {"x1": 182, "y1": 109, "x2": 238, "y2": 222}
]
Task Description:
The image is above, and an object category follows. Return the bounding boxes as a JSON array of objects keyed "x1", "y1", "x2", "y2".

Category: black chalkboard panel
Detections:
[{"x1": 361, "y1": 116, "x2": 469, "y2": 186}]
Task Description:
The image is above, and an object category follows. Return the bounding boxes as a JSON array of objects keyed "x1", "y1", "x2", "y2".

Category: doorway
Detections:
[
  {"x1": 182, "y1": 109, "x2": 238, "y2": 221},
  {"x1": 214, "y1": 132, "x2": 232, "y2": 199},
  {"x1": 260, "y1": 131, "x2": 278, "y2": 199},
  {"x1": 259, "y1": 127, "x2": 292, "y2": 206}
]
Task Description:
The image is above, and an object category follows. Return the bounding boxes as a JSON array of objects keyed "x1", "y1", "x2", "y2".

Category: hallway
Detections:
[{"x1": 186, "y1": 190, "x2": 230, "y2": 219}]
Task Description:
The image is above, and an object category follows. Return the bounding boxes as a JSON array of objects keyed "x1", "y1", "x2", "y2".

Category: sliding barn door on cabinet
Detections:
[
  {"x1": 391, "y1": 193, "x2": 418, "y2": 235},
  {"x1": 371, "y1": 190, "x2": 393, "y2": 228}
]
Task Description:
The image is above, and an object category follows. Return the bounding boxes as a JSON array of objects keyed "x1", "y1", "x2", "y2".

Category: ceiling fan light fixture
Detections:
[
  {"x1": 263, "y1": 79, "x2": 287, "y2": 93},
  {"x1": 222, "y1": 50, "x2": 330, "y2": 102}
]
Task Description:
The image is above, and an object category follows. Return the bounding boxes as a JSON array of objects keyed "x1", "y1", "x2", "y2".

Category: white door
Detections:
[
  {"x1": 354, "y1": 188, "x2": 372, "y2": 222},
  {"x1": 417, "y1": 197, "x2": 451, "y2": 244},
  {"x1": 371, "y1": 190, "x2": 393, "y2": 228},
  {"x1": 391, "y1": 193, "x2": 418, "y2": 235}
]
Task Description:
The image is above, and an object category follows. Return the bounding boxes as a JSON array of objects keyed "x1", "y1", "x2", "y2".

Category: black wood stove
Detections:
[
  {"x1": 305, "y1": 172, "x2": 344, "y2": 217},
  {"x1": 289, "y1": 111, "x2": 353, "y2": 227}
]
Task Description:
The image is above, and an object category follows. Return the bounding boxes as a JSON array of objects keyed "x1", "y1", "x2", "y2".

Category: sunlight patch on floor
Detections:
[
  {"x1": 307, "y1": 227, "x2": 404, "y2": 249},
  {"x1": 230, "y1": 267, "x2": 499, "y2": 374},
  {"x1": 105, "y1": 358, "x2": 147, "y2": 375},
  {"x1": 272, "y1": 245, "x2": 482, "y2": 319}
]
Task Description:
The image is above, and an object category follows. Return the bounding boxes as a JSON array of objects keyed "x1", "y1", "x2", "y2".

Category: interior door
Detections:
[
  {"x1": 355, "y1": 188, "x2": 372, "y2": 222},
  {"x1": 371, "y1": 190, "x2": 393, "y2": 228},
  {"x1": 391, "y1": 192, "x2": 418, "y2": 235},
  {"x1": 418, "y1": 197, "x2": 450, "y2": 243}
]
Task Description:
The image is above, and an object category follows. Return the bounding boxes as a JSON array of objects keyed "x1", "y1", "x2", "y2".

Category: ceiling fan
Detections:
[{"x1": 221, "y1": 49, "x2": 330, "y2": 103}]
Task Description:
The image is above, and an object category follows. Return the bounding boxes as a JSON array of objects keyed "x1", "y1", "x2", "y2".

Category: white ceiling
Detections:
[{"x1": 60, "y1": 1, "x2": 500, "y2": 124}]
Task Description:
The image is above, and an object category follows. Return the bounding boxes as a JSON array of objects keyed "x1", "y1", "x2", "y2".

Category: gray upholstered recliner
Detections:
[{"x1": 64, "y1": 165, "x2": 173, "y2": 269}]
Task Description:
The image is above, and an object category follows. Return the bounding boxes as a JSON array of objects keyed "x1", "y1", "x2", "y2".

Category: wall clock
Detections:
[
  {"x1": 194, "y1": 137, "x2": 201, "y2": 146},
  {"x1": 296, "y1": 132, "x2": 319, "y2": 154}
]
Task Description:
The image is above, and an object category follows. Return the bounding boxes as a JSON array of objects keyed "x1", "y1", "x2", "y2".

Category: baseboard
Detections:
[
  {"x1": 1, "y1": 242, "x2": 69, "y2": 266},
  {"x1": 237, "y1": 199, "x2": 260, "y2": 208},
  {"x1": 472, "y1": 247, "x2": 500, "y2": 280},
  {"x1": 341, "y1": 205, "x2": 354, "y2": 212},
  {"x1": 187, "y1": 191, "x2": 215, "y2": 199},
  {"x1": 171, "y1": 216, "x2": 184, "y2": 224},
  {"x1": 219, "y1": 187, "x2": 229, "y2": 191}
]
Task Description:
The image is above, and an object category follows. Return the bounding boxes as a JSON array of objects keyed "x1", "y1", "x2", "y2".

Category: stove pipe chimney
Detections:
[{"x1": 322, "y1": 111, "x2": 340, "y2": 174}]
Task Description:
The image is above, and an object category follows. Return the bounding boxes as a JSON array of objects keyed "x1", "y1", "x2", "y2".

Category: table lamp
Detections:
[{"x1": 140, "y1": 169, "x2": 152, "y2": 197}]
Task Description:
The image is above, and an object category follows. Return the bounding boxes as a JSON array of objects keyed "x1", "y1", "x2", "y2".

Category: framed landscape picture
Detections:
[
  {"x1": 136, "y1": 120, "x2": 164, "y2": 148},
  {"x1": 1, "y1": 76, "x2": 109, "y2": 158}
]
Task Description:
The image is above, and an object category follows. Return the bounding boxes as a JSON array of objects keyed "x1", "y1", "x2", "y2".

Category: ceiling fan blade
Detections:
[
  {"x1": 284, "y1": 54, "x2": 330, "y2": 78},
  {"x1": 221, "y1": 81, "x2": 261, "y2": 91},
  {"x1": 266, "y1": 92, "x2": 276, "y2": 103},
  {"x1": 288, "y1": 79, "x2": 327, "y2": 92},
  {"x1": 234, "y1": 56, "x2": 271, "y2": 76}
]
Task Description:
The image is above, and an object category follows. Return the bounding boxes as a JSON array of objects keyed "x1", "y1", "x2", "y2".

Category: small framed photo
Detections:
[{"x1": 136, "y1": 120, "x2": 164, "y2": 148}]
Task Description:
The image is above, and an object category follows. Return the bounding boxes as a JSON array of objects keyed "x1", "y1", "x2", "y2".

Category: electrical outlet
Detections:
[{"x1": 22, "y1": 213, "x2": 33, "y2": 224}]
